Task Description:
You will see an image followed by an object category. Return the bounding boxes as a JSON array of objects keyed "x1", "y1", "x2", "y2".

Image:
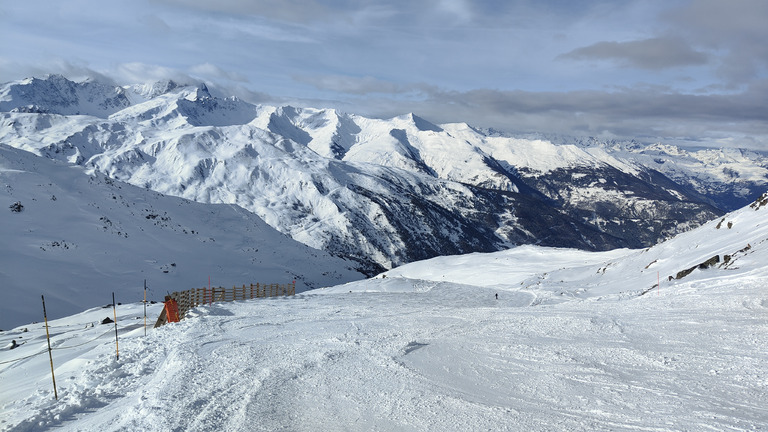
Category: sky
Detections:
[{"x1": 1, "y1": 0, "x2": 767, "y2": 148}]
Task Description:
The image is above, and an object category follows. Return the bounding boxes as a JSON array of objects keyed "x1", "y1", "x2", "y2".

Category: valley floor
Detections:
[{"x1": 1, "y1": 268, "x2": 766, "y2": 432}]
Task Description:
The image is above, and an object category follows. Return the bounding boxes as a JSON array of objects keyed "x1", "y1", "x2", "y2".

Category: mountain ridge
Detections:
[{"x1": 2, "y1": 75, "x2": 766, "y2": 273}]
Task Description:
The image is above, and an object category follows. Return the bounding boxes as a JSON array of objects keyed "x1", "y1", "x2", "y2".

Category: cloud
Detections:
[
  {"x1": 0, "y1": 58, "x2": 117, "y2": 85},
  {"x1": 3, "y1": 0, "x2": 767, "y2": 150},
  {"x1": 560, "y1": 37, "x2": 708, "y2": 70},
  {"x1": 434, "y1": 0, "x2": 474, "y2": 24},
  {"x1": 153, "y1": 0, "x2": 355, "y2": 23},
  {"x1": 294, "y1": 74, "x2": 423, "y2": 95},
  {"x1": 662, "y1": 0, "x2": 768, "y2": 84},
  {"x1": 111, "y1": 62, "x2": 199, "y2": 86},
  {"x1": 330, "y1": 79, "x2": 768, "y2": 148},
  {"x1": 279, "y1": 72, "x2": 768, "y2": 149},
  {"x1": 189, "y1": 63, "x2": 249, "y2": 83},
  {"x1": 137, "y1": 13, "x2": 171, "y2": 34}
]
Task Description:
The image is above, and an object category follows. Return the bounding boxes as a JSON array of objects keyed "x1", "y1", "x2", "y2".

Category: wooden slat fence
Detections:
[{"x1": 155, "y1": 282, "x2": 296, "y2": 327}]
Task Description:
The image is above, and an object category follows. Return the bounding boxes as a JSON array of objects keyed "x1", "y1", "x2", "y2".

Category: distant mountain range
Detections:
[{"x1": 2, "y1": 75, "x2": 767, "y2": 275}]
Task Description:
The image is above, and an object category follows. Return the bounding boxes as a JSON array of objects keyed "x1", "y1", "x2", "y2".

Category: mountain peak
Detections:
[
  {"x1": 183, "y1": 84, "x2": 213, "y2": 102},
  {"x1": 396, "y1": 113, "x2": 443, "y2": 132}
]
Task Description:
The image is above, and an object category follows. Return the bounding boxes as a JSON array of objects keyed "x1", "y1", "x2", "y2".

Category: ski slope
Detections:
[{"x1": 1, "y1": 196, "x2": 767, "y2": 431}]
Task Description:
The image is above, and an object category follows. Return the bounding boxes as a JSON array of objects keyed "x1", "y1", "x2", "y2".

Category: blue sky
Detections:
[{"x1": 1, "y1": 0, "x2": 767, "y2": 148}]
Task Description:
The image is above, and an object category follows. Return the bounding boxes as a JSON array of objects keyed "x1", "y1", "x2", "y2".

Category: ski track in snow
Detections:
[{"x1": 1, "y1": 273, "x2": 766, "y2": 432}]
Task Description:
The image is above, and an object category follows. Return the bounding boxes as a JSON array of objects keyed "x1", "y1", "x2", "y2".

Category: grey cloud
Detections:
[
  {"x1": 664, "y1": 0, "x2": 768, "y2": 45},
  {"x1": 152, "y1": 0, "x2": 373, "y2": 23},
  {"x1": 189, "y1": 63, "x2": 249, "y2": 83},
  {"x1": 560, "y1": 37, "x2": 708, "y2": 70},
  {"x1": 294, "y1": 74, "x2": 426, "y2": 95},
  {"x1": 138, "y1": 14, "x2": 171, "y2": 34},
  {"x1": 441, "y1": 84, "x2": 768, "y2": 125},
  {"x1": 0, "y1": 59, "x2": 117, "y2": 86},
  {"x1": 292, "y1": 77, "x2": 768, "y2": 149},
  {"x1": 112, "y1": 63, "x2": 199, "y2": 86},
  {"x1": 372, "y1": 81, "x2": 768, "y2": 148},
  {"x1": 663, "y1": 0, "x2": 768, "y2": 84}
]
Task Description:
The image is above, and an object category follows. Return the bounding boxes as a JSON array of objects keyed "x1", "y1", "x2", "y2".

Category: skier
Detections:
[
  {"x1": 495, "y1": 293, "x2": 498, "y2": 300},
  {"x1": 9, "y1": 339, "x2": 18, "y2": 350},
  {"x1": 164, "y1": 295, "x2": 180, "y2": 323}
]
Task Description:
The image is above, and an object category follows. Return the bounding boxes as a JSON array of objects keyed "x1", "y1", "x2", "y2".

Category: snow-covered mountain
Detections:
[
  {"x1": 2, "y1": 191, "x2": 766, "y2": 431},
  {"x1": 0, "y1": 144, "x2": 363, "y2": 330},
  {"x1": 0, "y1": 75, "x2": 131, "y2": 117},
  {"x1": 2, "y1": 75, "x2": 766, "y2": 274}
]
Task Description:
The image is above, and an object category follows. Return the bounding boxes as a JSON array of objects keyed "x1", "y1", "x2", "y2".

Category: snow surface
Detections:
[{"x1": 2, "y1": 196, "x2": 767, "y2": 431}]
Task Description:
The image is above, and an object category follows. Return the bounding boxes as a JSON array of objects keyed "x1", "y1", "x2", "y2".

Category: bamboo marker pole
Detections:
[
  {"x1": 143, "y1": 280, "x2": 148, "y2": 337},
  {"x1": 41, "y1": 295, "x2": 58, "y2": 400},
  {"x1": 112, "y1": 292, "x2": 119, "y2": 360}
]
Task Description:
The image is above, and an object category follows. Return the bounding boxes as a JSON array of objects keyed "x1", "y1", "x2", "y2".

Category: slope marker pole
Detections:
[
  {"x1": 143, "y1": 280, "x2": 148, "y2": 337},
  {"x1": 41, "y1": 295, "x2": 58, "y2": 400},
  {"x1": 112, "y1": 292, "x2": 119, "y2": 360}
]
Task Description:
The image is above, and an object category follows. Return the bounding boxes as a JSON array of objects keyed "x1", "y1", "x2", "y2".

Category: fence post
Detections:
[{"x1": 184, "y1": 291, "x2": 190, "y2": 315}]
